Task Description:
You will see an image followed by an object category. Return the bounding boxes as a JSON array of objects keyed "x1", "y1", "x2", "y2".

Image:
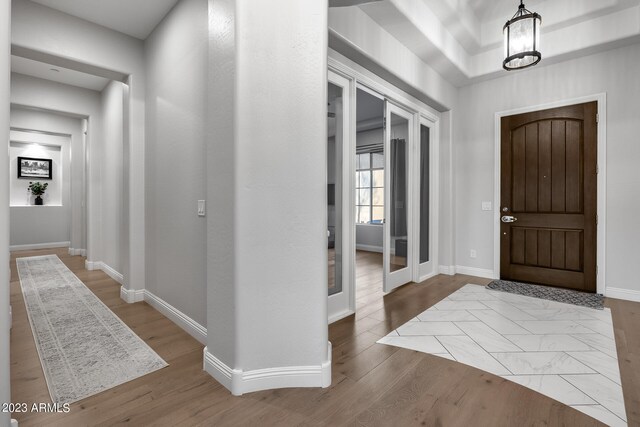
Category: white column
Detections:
[
  {"x1": 205, "y1": 0, "x2": 331, "y2": 395},
  {"x1": 1, "y1": 1, "x2": 12, "y2": 425}
]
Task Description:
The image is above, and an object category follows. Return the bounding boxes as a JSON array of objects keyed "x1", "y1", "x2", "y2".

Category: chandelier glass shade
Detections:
[{"x1": 503, "y1": 1, "x2": 542, "y2": 71}]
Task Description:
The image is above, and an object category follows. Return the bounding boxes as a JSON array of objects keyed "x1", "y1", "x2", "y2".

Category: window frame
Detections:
[{"x1": 355, "y1": 152, "x2": 384, "y2": 225}]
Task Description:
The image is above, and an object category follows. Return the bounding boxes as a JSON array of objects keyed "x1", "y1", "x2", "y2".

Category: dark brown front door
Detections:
[{"x1": 500, "y1": 102, "x2": 597, "y2": 292}]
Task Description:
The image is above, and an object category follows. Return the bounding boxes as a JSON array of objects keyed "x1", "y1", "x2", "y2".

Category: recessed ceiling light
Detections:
[{"x1": 50, "y1": 68, "x2": 60, "y2": 72}]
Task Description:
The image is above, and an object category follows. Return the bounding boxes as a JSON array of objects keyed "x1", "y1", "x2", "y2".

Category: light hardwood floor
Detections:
[{"x1": 9, "y1": 248, "x2": 640, "y2": 426}]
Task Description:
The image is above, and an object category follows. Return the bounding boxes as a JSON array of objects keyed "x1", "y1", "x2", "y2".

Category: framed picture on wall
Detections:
[{"x1": 18, "y1": 156, "x2": 53, "y2": 180}]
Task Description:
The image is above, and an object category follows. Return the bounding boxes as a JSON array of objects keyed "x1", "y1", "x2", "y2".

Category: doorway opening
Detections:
[
  {"x1": 498, "y1": 101, "x2": 599, "y2": 293},
  {"x1": 327, "y1": 61, "x2": 441, "y2": 323},
  {"x1": 354, "y1": 87, "x2": 385, "y2": 305}
]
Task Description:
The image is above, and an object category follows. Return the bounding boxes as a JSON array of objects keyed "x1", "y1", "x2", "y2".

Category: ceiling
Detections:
[
  {"x1": 11, "y1": 55, "x2": 110, "y2": 91},
  {"x1": 30, "y1": 0, "x2": 179, "y2": 40},
  {"x1": 12, "y1": 0, "x2": 181, "y2": 91},
  {"x1": 17, "y1": 0, "x2": 640, "y2": 93},
  {"x1": 341, "y1": 0, "x2": 640, "y2": 86}
]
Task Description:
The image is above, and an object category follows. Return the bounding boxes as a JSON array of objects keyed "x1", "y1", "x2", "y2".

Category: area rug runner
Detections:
[
  {"x1": 487, "y1": 279, "x2": 604, "y2": 310},
  {"x1": 17, "y1": 255, "x2": 168, "y2": 404}
]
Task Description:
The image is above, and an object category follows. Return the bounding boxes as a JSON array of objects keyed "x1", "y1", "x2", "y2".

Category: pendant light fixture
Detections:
[{"x1": 503, "y1": 0, "x2": 542, "y2": 71}]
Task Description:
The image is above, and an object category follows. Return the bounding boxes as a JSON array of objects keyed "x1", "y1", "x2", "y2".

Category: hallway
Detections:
[{"x1": 10, "y1": 249, "x2": 640, "y2": 425}]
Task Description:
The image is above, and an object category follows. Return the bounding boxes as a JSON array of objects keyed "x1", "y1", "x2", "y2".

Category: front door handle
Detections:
[{"x1": 501, "y1": 215, "x2": 517, "y2": 223}]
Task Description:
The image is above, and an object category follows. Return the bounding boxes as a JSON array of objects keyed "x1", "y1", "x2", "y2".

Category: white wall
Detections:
[
  {"x1": 9, "y1": 132, "x2": 71, "y2": 248},
  {"x1": 12, "y1": 0, "x2": 147, "y2": 292},
  {"x1": 9, "y1": 137, "x2": 64, "y2": 207},
  {"x1": 144, "y1": 0, "x2": 207, "y2": 327},
  {"x1": 206, "y1": 0, "x2": 330, "y2": 394},
  {"x1": 356, "y1": 224, "x2": 383, "y2": 252},
  {"x1": 10, "y1": 73, "x2": 100, "y2": 259},
  {"x1": 9, "y1": 107, "x2": 85, "y2": 252},
  {"x1": 0, "y1": 1, "x2": 12, "y2": 425},
  {"x1": 328, "y1": 6, "x2": 456, "y2": 111},
  {"x1": 455, "y1": 42, "x2": 640, "y2": 295},
  {"x1": 100, "y1": 81, "x2": 124, "y2": 274}
]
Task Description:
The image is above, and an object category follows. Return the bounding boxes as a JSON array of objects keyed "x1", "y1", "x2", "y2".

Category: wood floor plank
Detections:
[{"x1": 8, "y1": 247, "x2": 635, "y2": 426}]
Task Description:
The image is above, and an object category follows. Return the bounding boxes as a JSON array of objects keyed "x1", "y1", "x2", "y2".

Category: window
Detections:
[{"x1": 356, "y1": 152, "x2": 384, "y2": 224}]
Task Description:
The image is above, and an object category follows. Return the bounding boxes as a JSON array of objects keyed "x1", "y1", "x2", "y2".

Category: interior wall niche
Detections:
[{"x1": 9, "y1": 137, "x2": 67, "y2": 206}]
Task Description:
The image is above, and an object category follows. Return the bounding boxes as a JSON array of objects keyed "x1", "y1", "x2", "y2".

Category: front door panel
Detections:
[{"x1": 500, "y1": 102, "x2": 597, "y2": 292}]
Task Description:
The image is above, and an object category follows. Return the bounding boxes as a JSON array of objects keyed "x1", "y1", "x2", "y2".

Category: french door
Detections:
[
  {"x1": 327, "y1": 70, "x2": 354, "y2": 322},
  {"x1": 415, "y1": 117, "x2": 437, "y2": 281},
  {"x1": 383, "y1": 102, "x2": 414, "y2": 293}
]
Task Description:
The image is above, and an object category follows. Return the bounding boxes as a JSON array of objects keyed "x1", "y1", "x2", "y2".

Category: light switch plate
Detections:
[
  {"x1": 198, "y1": 200, "x2": 206, "y2": 217},
  {"x1": 481, "y1": 201, "x2": 492, "y2": 211}
]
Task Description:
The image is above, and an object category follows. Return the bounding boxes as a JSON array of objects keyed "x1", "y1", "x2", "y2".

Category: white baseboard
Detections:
[
  {"x1": 120, "y1": 286, "x2": 145, "y2": 304},
  {"x1": 328, "y1": 309, "x2": 354, "y2": 324},
  {"x1": 144, "y1": 290, "x2": 207, "y2": 344},
  {"x1": 439, "y1": 265, "x2": 456, "y2": 275},
  {"x1": 418, "y1": 271, "x2": 439, "y2": 283},
  {"x1": 355, "y1": 244, "x2": 383, "y2": 253},
  {"x1": 9, "y1": 241, "x2": 70, "y2": 251},
  {"x1": 100, "y1": 262, "x2": 124, "y2": 285},
  {"x1": 203, "y1": 342, "x2": 332, "y2": 396},
  {"x1": 68, "y1": 248, "x2": 86, "y2": 257},
  {"x1": 85, "y1": 260, "x2": 124, "y2": 285},
  {"x1": 455, "y1": 265, "x2": 496, "y2": 279},
  {"x1": 606, "y1": 287, "x2": 640, "y2": 303}
]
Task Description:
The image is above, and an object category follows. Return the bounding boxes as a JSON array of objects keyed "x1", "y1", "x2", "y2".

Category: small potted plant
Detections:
[{"x1": 27, "y1": 181, "x2": 48, "y2": 205}]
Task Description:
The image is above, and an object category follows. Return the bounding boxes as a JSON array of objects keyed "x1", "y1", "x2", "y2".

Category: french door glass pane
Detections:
[
  {"x1": 389, "y1": 113, "x2": 409, "y2": 272},
  {"x1": 328, "y1": 82, "x2": 343, "y2": 296},
  {"x1": 419, "y1": 124, "x2": 430, "y2": 264}
]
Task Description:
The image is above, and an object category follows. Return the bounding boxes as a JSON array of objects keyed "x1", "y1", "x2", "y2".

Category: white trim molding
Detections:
[
  {"x1": 455, "y1": 265, "x2": 495, "y2": 279},
  {"x1": 355, "y1": 244, "x2": 383, "y2": 253},
  {"x1": 85, "y1": 260, "x2": 124, "y2": 285},
  {"x1": 203, "y1": 342, "x2": 332, "y2": 396},
  {"x1": 99, "y1": 262, "x2": 124, "y2": 285},
  {"x1": 328, "y1": 309, "x2": 354, "y2": 324},
  {"x1": 417, "y1": 271, "x2": 439, "y2": 284},
  {"x1": 606, "y1": 287, "x2": 640, "y2": 303},
  {"x1": 9, "y1": 241, "x2": 70, "y2": 251},
  {"x1": 119, "y1": 286, "x2": 144, "y2": 304},
  {"x1": 439, "y1": 265, "x2": 456, "y2": 275},
  {"x1": 144, "y1": 290, "x2": 206, "y2": 344},
  {"x1": 68, "y1": 248, "x2": 86, "y2": 256},
  {"x1": 493, "y1": 93, "x2": 607, "y2": 296}
]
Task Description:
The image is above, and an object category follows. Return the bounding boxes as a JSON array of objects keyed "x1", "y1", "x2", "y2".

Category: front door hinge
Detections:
[
  {"x1": 596, "y1": 164, "x2": 599, "y2": 174},
  {"x1": 383, "y1": 117, "x2": 387, "y2": 128},
  {"x1": 596, "y1": 113, "x2": 599, "y2": 123},
  {"x1": 596, "y1": 214, "x2": 598, "y2": 225}
]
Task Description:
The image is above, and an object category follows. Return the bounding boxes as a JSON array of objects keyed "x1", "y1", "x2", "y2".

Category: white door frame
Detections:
[
  {"x1": 328, "y1": 69, "x2": 356, "y2": 323},
  {"x1": 493, "y1": 93, "x2": 607, "y2": 296},
  {"x1": 328, "y1": 55, "x2": 441, "y2": 304},
  {"x1": 413, "y1": 115, "x2": 439, "y2": 283},
  {"x1": 384, "y1": 101, "x2": 414, "y2": 293}
]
